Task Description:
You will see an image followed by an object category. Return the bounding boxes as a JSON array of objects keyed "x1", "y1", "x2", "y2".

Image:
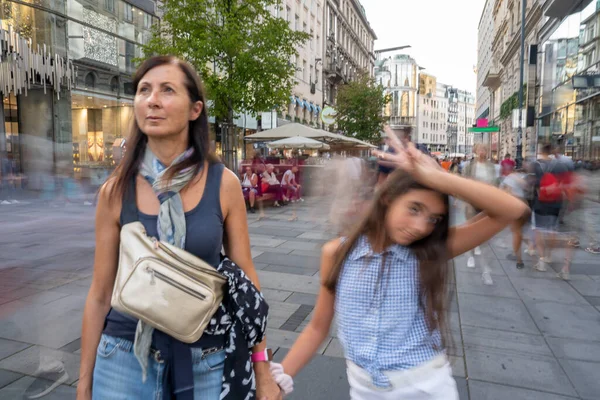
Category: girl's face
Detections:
[
  {"x1": 134, "y1": 64, "x2": 202, "y2": 140},
  {"x1": 385, "y1": 189, "x2": 446, "y2": 246}
]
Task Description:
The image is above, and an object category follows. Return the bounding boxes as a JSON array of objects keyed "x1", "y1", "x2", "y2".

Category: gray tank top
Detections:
[{"x1": 103, "y1": 162, "x2": 225, "y2": 341}]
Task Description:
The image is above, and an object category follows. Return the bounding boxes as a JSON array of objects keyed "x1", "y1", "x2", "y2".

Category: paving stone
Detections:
[
  {"x1": 510, "y1": 277, "x2": 589, "y2": 305},
  {"x1": 0, "y1": 370, "x2": 22, "y2": 390},
  {"x1": 323, "y1": 338, "x2": 345, "y2": 358},
  {"x1": 262, "y1": 265, "x2": 318, "y2": 276},
  {"x1": 285, "y1": 292, "x2": 317, "y2": 306},
  {"x1": 254, "y1": 252, "x2": 320, "y2": 269},
  {"x1": 449, "y1": 355, "x2": 465, "y2": 378},
  {"x1": 525, "y1": 301, "x2": 600, "y2": 341},
  {"x1": 584, "y1": 295, "x2": 600, "y2": 306},
  {"x1": 461, "y1": 326, "x2": 553, "y2": 356},
  {"x1": 570, "y1": 279, "x2": 600, "y2": 297},
  {"x1": 453, "y1": 257, "x2": 506, "y2": 276},
  {"x1": 296, "y1": 231, "x2": 334, "y2": 240},
  {"x1": 457, "y1": 293, "x2": 539, "y2": 334},
  {"x1": 250, "y1": 249, "x2": 264, "y2": 259},
  {"x1": 558, "y1": 358, "x2": 600, "y2": 400},
  {"x1": 251, "y1": 246, "x2": 293, "y2": 255},
  {"x1": 274, "y1": 347, "x2": 349, "y2": 400},
  {"x1": 257, "y1": 271, "x2": 320, "y2": 294},
  {"x1": 0, "y1": 345, "x2": 80, "y2": 385},
  {"x1": 277, "y1": 240, "x2": 322, "y2": 251},
  {"x1": 464, "y1": 347, "x2": 577, "y2": 397},
  {"x1": 248, "y1": 236, "x2": 286, "y2": 248},
  {"x1": 455, "y1": 271, "x2": 519, "y2": 298},
  {"x1": 0, "y1": 339, "x2": 30, "y2": 362},
  {"x1": 468, "y1": 379, "x2": 580, "y2": 400},
  {"x1": 249, "y1": 227, "x2": 302, "y2": 238},
  {"x1": 0, "y1": 376, "x2": 77, "y2": 399},
  {"x1": 16, "y1": 290, "x2": 71, "y2": 305},
  {"x1": 261, "y1": 288, "x2": 292, "y2": 303},
  {"x1": 546, "y1": 337, "x2": 600, "y2": 362},
  {"x1": 454, "y1": 377, "x2": 469, "y2": 400}
]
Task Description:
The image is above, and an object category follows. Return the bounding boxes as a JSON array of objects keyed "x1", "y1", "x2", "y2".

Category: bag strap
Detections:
[{"x1": 119, "y1": 175, "x2": 139, "y2": 226}]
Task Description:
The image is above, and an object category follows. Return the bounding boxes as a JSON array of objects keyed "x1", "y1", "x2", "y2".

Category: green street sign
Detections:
[{"x1": 468, "y1": 126, "x2": 500, "y2": 132}]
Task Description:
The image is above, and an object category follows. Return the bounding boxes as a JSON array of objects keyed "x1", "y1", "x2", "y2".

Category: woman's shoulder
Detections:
[{"x1": 97, "y1": 176, "x2": 122, "y2": 222}]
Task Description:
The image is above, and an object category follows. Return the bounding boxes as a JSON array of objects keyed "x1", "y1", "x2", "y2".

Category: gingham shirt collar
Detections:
[{"x1": 347, "y1": 235, "x2": 411, "y2": 262}]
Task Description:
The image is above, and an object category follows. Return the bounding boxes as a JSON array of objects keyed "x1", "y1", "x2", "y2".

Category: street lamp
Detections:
[{"x1": 516, "y1": 0, "x2": 527, "y2": 167}]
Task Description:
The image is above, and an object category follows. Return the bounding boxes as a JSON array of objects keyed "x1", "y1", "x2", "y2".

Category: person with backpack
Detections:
[{"x1": 532, "y1": 143, "x2": 569, "y2": 273}]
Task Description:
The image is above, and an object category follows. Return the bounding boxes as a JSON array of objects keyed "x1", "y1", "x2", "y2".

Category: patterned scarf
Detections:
[{"x1": 134, "y1": 146, "x2": 196, "y2": 381}]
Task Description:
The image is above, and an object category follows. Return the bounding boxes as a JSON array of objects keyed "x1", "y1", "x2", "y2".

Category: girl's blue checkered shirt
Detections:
[{"x1": 334, "y1": 235, "x2": 443, "y2": 388}]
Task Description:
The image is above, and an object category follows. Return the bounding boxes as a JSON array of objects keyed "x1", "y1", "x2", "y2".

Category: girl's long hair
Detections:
[
  {"x1": 325, "y1": 169, "x2": 452, "y2": 348},
  {"x1": 109, "y1": 55, "x2": 218, "y2": 200}
]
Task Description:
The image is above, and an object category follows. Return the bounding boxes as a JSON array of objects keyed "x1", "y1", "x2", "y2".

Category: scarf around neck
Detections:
[{"x1": 133, "y1": 146, "x2": 196, "y2": 381}]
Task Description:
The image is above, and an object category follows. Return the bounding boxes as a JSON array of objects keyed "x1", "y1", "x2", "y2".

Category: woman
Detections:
[
  {"x1": 241, "y1": 166, "x2": 259, "y2": 213},
  {"x1": 77, "y1": 56, "x2": 281, "y2": 400},
  {"x1": 262, "y1": 164, "x2": 285, "y2": 206},
  {"x1": 270, "y1": 129, "x2": 528, "y2": 399}
]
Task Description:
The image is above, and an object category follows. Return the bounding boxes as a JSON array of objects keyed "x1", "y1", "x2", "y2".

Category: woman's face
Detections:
[
  {"x1": 385, "y1": 189, "x2": 446, "y2": 246},
  {"x1": 134, "y1": 64, "x2": 203, "y2": 140}
]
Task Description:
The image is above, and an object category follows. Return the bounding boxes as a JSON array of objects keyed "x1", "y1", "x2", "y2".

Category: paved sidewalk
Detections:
[{"x1": 0, "y1": 198, "x2": 599, "y2": 399}]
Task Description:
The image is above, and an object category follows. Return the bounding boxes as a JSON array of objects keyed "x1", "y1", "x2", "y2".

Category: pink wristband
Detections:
[{"x1": 251, "y1": 349, "x2": 269, "y2": 363}]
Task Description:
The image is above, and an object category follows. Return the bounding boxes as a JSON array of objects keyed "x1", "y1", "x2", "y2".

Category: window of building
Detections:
[
  {"x1": 295, "y1": 14, "x2": 300, "y2": 31},
  {"x1": 303, "y1": 22, "x2": 307, "y2": 34},
  {"x1": 105, "y1": 0, "x2": 115, "y2": 13},
  {"x1": 124, "y1": 3, "x2": 133, "y2": 22},
  {"x1": 286, "y1": 6, "x2": 291, "y2": 23},
  {"x1": 110, "y1": 76, "x2": 119, "y2": 93},
  {"x1": 303, "y1": 59, "x2": 307, "y2": 81}
]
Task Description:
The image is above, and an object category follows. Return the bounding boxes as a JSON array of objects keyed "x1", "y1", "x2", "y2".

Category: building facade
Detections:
[
  {"x1": 323, "y1": 0, "x2": 376, "y2": 109},
  {"x1": 477, "y1": 0, "x2": 495, "y2": 122},
  {"x1": 537, "y1": 0, "x2": 600, "y2": 159},
  {"x1": 277, "y1": 0, "x2": 325, "y2": 128},
  {"x1": 416, "y1": 75, "x2": 448, "y2": 152},
  {"x1": 375, "y1": 54, "x2": 418, "y2": 138},
  {"x1": 478, "y1": 0, "x2": 543, "y2": 160},
  {"x1": 0, "y1": 0, "x2": 158, "y2": 187},
  {"x1": 457, "y1": 89, "x2": 476, "y2": 154}
]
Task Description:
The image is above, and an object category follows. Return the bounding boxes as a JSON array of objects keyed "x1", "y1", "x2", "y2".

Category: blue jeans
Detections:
[{"x1": 92, "y1": 334, "x2": 224, "y2": 400}]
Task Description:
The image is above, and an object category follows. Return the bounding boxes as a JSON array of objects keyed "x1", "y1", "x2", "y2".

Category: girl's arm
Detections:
[
  {"x1": 376, "y1": 136, "x2": 529, "y2": 259},
  {"x1": 425, "y1": 170, "x2": 529, "y2": 257},
  {"x1": 281, "y1": 239, "x2": 339, "y2": 377},
  {"x1": 251, "y1": 173, "x2": 258, "y2": 187}
]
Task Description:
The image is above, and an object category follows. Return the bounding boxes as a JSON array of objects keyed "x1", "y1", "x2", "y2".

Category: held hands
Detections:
[
  {"x1": 270, "y1": 362, "x2": 294, "y2": 395},
  {"x1": 255, "y1": 361, "x2": 284, "y2": 400},
  {"x1": 374, "y1": 125, "x2": 443, "y2": 182}
]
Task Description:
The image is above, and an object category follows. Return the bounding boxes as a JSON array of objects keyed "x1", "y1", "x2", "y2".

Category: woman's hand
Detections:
[
  {"x1": 76, "y1": 383, "x2": 92, "y2": 400},
  {"x1": 255, "y1": 362, "x2": 283, "y2": 400}
]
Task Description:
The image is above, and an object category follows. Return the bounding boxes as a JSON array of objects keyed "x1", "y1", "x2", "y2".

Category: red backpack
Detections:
[{"x1": 537, "y1": 161, "x2": 562, "y2": 203}]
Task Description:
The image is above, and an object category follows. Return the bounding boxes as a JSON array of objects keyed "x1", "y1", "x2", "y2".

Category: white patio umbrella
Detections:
[{"x1": 267, "y1": 136, "x2": 330, "y2": 150}]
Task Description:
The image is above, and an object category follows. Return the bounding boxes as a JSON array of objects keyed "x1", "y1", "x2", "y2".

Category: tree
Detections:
[
  {"x1": 142, "y1": 0, "x2": 309, "y2": 165},
  {"x1": 335, "y1": 74, "x2": 390, "y2": 144}
]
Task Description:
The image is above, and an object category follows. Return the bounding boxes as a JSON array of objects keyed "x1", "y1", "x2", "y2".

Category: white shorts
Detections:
[{"x1": 346, "y1": 355, "x2": 459, "y2": 400}]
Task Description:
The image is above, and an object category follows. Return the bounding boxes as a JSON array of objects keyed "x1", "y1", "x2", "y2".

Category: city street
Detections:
[{"x1": 0, "y1": 197, "x2": 599, "y2": 399}]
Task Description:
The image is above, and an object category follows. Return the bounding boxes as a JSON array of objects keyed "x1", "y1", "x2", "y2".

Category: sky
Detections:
[{"x1": 359, "y1": 0, "x2": 485, "y2": 93}]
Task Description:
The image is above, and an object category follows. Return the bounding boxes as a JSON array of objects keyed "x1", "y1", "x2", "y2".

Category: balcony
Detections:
[
  {"x1": 389, "y1": 116, "x2": 416, "y2": 128},
  {"x1": 483, "y1": 70, "x2": 501, "y2": 90}
]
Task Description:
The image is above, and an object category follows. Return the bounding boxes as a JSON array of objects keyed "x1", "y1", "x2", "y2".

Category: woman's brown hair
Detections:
[
  {"x1": 325, "y1": 169, "x2": 452, "y2": 348},
  {"x1": 109, "y1": 55, "x2": 218, "y2": 200}
]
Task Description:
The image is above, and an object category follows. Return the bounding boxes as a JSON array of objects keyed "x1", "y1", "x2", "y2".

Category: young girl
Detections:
[{"x1": 270, "y1": 133, "x2": 529, "y2": 399}]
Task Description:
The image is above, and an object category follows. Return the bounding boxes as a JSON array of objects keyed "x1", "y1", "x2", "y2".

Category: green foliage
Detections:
[
  {"x1": 335, "y1": 74, "x2": 390, "y2": 144},
  {"x1": 499, "y1": 84, "x2": 527, "y2": 120},
  {"x1": 142, "y1": 0, "x2": 310, "y2": 122}
]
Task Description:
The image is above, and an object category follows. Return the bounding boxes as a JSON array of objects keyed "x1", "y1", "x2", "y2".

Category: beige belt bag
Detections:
[{"x1": 111, "y1": 222, "x2": 226, "y2": 343}]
